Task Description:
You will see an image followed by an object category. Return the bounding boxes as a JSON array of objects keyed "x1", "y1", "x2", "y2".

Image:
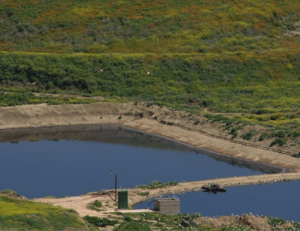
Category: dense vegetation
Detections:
[
  {"x1": 0, "y1": 195, "x2": 95, "y2": 230},
  {"x1": 0, "y1": 0, "x2": 299, "y2": 147},
  {"x1": 0, "y1": 0, "x2": 300, "y2": 54},
  {"x1": 93, "y1": 212, "x2": 300, "y2": 231},
  {"x1": 1, "y1": 51, "x2": 299, "y2": 129},
  {"x1": 0, "y1": 91, "x2": 98, "y2": 106}
]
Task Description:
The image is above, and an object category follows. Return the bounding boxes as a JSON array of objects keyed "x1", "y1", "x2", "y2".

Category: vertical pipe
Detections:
[{"x1": 115, "y1": 174, "x2": 117, "y2": 202}]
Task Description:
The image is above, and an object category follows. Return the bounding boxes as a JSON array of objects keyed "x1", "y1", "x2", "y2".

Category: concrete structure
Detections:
[{"x1": 154, "y1": 198, "x2": 180, "y2": 215}]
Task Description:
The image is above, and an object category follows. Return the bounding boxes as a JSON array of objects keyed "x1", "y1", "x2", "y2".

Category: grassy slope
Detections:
[
  {"x1": 0, "y1": 2, "x2": 300, "y2": 228},
  {"x1": 0, "y1": 0, "x2": 299, "y2": 146},
  {"x1": 0, "y1": 0, "x2": 300, "y2": 54},
  {"x1": 0, "y1": 195, "x2": 96, "y2": 230}
]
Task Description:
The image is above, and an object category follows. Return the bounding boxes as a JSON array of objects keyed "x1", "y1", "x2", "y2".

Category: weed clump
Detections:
[
  {"x1": 87, "y1": 200, "x2": 106, "y2": 212},
  {"x1": 0, "y1": 189, "x2": 16, "y2": 195},
  {"x1": 292, "y1": 152, "x2": 300, "y2": 158},
  {"x1": 270, "y1": 138, "x2": 287, "y2": 146},
  {"x1": 114, "y1": 221, "x2": 151, "y2": 231},
  {"x1": 137, "y1": 191, "x2": 150, "y2": 196},
  {"x1": 259, "y1": 132, "x2": 269, "y2": 141},
  {"x1": 135, "y1": 180, "x2": 178, "y2": 189},
  {"x1": 194, "y1": 120, "x2": 200, "y2": 125},
  {"x1": 242, "y1": 131, "x2": 255, "y2": 140},
  {"x1": 83, "y1": 216, "x2": 118, "y2": 227},
  {"x1": 267, "y1": 217, "x2": 286, "y2": 227},
  {"x1": 270, "y1": 131, "x2": 286, "y2": 138}
]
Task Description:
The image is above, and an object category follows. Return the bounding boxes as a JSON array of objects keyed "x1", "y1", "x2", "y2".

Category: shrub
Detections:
[
  {"x1": 0, "y1": 189, "x2": 16, "y2": 195},
  {"x1": 292, "y1": 152, "x2": 300, "y2": 158},
  {"x1": 137, "y1": 192, "x2": 150, "y2": 196},
  {"x1": 270, "y1": 138, "x2": 287, "y2": 146},
  {"x1": 292, "y1": 131, "x2": 300, "y2": 138},
  {"x1": 232, "y1": 131, "x2": 238, "y2": 139},
  {"x1": 124, "y1": 216, "x2": 133, "y2": 222},
  {"x1": 259, "y1": 132, "x2": 268, "y2": 141},
  {"x1": 242, "y1": 131, "x2": 255, "y2": 140},
  {"x1": 255, "y1": 109, "x2": 273, "y2": 115},
  {"x1": 194, "y1": 120, "x2": 200, "y2": 125},
  {"x1": 135, "y1": 180, "x2": 178, "y2": 189},
  {"x1": 91, "y1": 200, "x2": 102, "y2": 208},
  {"x1": 270, "y1": 131, "x2": 286, "y2": 138},
  {"x1": 87, "y1": 200, "x2": 105, "y2": 211},
  {"x1": 83, "y1": 216, "x2": 118, "y2": 227},
  {"x1": 267, "y1": 217, "x2": 286, "y2": 227},
  {"x1": 114, "y1": 221, "x2": 151, "y2": 231},
  {"x1": 270, "y1": 114, "x2": 281, "y2": 120},
  {"x1": 230, "y1": 126, "x2": 243, "y2": 134}
]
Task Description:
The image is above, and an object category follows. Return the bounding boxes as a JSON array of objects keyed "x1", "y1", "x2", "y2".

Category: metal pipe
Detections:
[{"x1": 115, "y1": 174, "x2": 117, "y2": 201}]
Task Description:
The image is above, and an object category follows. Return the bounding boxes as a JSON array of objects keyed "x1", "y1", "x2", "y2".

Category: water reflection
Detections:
[{"x1": 0, "y1": 125, "x2": 285, "y2": 174}]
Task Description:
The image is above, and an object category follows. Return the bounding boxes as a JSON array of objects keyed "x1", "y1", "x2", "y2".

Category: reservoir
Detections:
[
  {"x1": 0, "y1": 125, "x2": 281, "y2": 199},
  {"x1": 135, "y1": 181, "x2": 300, "y2": 222},
  {"x1": 1, "y1": 124, "x2": 297, "y2": 221}
]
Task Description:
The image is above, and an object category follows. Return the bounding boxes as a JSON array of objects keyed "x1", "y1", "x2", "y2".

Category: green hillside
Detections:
[
  {"x1": 0, "y1": 194, "x2": 95, "y2": 230},
  {"x1": 0, "y1": 0, "x2": 300, "y2": 53},
  {"x1": 0, "y1": 0, "x2": 300, "y2": 145}
]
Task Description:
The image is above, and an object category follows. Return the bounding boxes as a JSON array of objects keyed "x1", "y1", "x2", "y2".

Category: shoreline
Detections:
[
  {"x1": 0, "y1": 119, "x2": 291, "y2": 175},
  {"x1": 1, "y1": 102, "x2": 300, "y2": 172},
  {"x1": 109, "y1": 124, "x2": 291, "y2": 174}
]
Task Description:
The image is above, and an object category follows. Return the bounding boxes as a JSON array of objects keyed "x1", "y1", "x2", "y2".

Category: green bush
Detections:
[
  {"x1": 232, "y1": 131, "x2": 238, "y2": 139},
  {"x1": 292, "y1": 131, "x2": 300, "y2": 138},
  {"x1": 270, "y1": 131, "x2": 286, "y2": 138},
  {"x1": 219, "y1": 224, "x2": 252, "y2": 231},
  {"x1": 230, "y1": 126, "x2": 243, "y2": 134},
  {"x1": 114, "y1": 221, "x2": 151, "y2": 231},
  {"x1": 83, "y1": 216, "x2": 118, "y2": 227},
  {"x1": 135, "y1": 180, "x2": 178, "y2": 189},
  {"x1": 124, "y1": 216, "x2": 133, "y2": 222},
  {"x1": 267, "y1": 217, "x2": 286, "y2": 227},
  {"x1": 0, "y1": 189, "x2": 16, "y2": 195},
  {"x1": 270, "y1": 114, "x2": 281, "y2": 120},
  {"x1": 259, "y1": 132, "x2": 269, "y2": 141},
  {"x1": 137, "y1": 192, "x2": 150, "y2": 196},
  {"x1": 292, "y1": 152, "x2": 300, "y2": 158},
  {"x1": 90, "y1": 200, "x2": 102, "y2": 208},
  {"x1": 242, "y1": 131, "x2": 255, "y2": 140},
  {"x1": 270, "y1": 138, "x2": 287, "y2": 146},
  {"x1": 194, "y1": 120, "x2": 200, "y2": 125}
]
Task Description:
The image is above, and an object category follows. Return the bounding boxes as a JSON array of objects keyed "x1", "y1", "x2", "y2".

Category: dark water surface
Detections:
[
  {"x1": 0, "y1": 125, "x2": 282, "y2": 200},
  {"x1": 135, "y1": 181, "x2": 300, "y2": 222}
]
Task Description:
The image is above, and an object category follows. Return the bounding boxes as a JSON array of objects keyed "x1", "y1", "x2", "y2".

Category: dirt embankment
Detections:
[{"x1": 0, "y1": 102, "x2": 299, "y2": 171}]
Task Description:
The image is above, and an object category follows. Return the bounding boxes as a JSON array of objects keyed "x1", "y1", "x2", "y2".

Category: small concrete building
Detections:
[{"x1": 154, "y1": 198, "x2": 180, "y2": 215}]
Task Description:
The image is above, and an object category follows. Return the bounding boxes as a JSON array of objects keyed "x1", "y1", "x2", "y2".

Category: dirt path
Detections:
[
  {"x1": 32, "y1": 172, "x2": 300, "y2": 218},
  {"x1": 1, "y1": 102, "x2": 300, "y2": 218}
]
